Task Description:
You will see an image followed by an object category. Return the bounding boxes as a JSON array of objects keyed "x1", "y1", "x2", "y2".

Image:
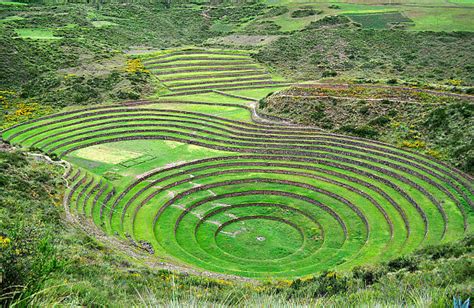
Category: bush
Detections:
[
  {"x1": 358, "y1": 105, "x2": 370, "y2": 115},
  {"x1": 322, "y1": 70, "x2": 337, "y2": 77},
  {"x1": 339, "y1": 125, "x2": 379, "y2": 138},
  {"x1": 305, "y1": 15, "x2": 351, "y2": 29},
  {"x1": 1, "y1": 225, "x2": 64, "y2": 286},
  {"x1": 369, "y1": 115, "x2": 390, "y2": 126},
  {"x1": 352, "y1": 265, "x2": 386, "y2": 286},
  {"x1": 264, "y1": 6, "x2": 289, "y2": 18},
  {"x1": 386, "y1": 256, "x2": 418, "y2": 272},
  {"x1": 416, "y1": 235, "x2": 473, "y2": 260},
  {"x1": 291, "y1": 9, "x2": 321, "y2": 18},
  {"x1": 290, "y1": 271, "x2": 348, "y2": 298}
]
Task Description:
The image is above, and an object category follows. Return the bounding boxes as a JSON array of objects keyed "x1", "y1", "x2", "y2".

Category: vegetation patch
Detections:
[
  {"x1": 291, "y1": 8, "x2": 321, "y2": 18},
  {"x1": 15, "y1": 28, "x2": 61, "y2": 40},
  {"x1": 91, "y1": 20, "x2": 118, "y2": 28},
  {"x1": 74, "y1": 145, "x2": 142, "y2": 164},
  {"x1": 1, "y1": 149, "x2": 471, "y2": 306},
  {"x1": 256, "y1": 29, "x2": 474, "y2": 84},
  {"x1": 258, "y1": 86, "x2": 474, "y2": 173}
]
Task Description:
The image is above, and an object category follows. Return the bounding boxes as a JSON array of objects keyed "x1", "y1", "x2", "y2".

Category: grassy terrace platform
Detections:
[
  {"x1": 140, "y1": 49, "x2": 290, "y2": 97},
  {"x1": 3, "y1": 99, "x2": 473, "y2": 279}
]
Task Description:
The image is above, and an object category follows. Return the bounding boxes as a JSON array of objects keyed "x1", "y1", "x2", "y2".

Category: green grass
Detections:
[
  {"x1": 163, "y1": 93, "x2": 251, "y2": 104},
  {"x1": 91, "y1": 20, "x2": 117, "y2": 28},
  {"x1": 258, "y1": 1, "x2": 474, "y2": 32},
  {"x1": 406, "y1": 7, "x2": 474, "y2": 31},
  {"x1": 223, "y1": 86, "x2": 290, "y2": 100},
  {"x1": 0, "y1": 15, "x2": 25, "y2": 23},
  {"x1": 14, "y1": 28, "x2": 61, "y2": 40},
  {"x1": 0, "y1": 0, "x2": 27, "y2": 5},
  {"x1": 2, "y1": 151, "x2": 472, "y2": 304}
]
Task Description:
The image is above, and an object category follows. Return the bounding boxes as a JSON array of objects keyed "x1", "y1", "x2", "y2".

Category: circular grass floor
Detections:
[{"x1": 3, "y1": 100, "x2": 473, "y2": 278}]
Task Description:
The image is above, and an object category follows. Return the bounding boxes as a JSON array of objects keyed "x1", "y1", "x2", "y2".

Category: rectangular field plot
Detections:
[
  {"x1": 120, "y1": 154, "x2": 155, "y2": 168},
  {"x1": 345, "y1": 12, "x2": 413, "y2": 29},
  {"x1": 74, "y1": 145, "x2": 142, "y2": 165}
]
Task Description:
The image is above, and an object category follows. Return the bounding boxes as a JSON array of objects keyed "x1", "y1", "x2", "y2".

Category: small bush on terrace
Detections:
[{"x1": 291, "y1": 9, "x2": 321, "y2": 18}]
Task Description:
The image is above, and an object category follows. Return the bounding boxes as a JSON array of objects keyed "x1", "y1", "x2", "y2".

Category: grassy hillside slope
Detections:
[
  {"x1": 258, "y1": 86, "x2": 474, "y2": 174},
  {"x1": 256, "y1": 25, "x2": 474, "y2": 86}
]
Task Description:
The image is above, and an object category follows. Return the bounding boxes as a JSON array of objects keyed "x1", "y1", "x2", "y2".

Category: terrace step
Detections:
[
  {"x1": 145, "y1": 56, "x2": 253, "y2": 65},
  {"x1": 153, "y1": 50, "x2": 250, "y2": 60},
  {"x1": 167, "y1": 76, "x2": 272, "y2": 89},
  {"x1": 160, "y1": 71, "x2": 270, "y2": 82},
  {"x1": 148, "y1": 61, "x2": 255, "y2": 70},
  {"x1": 150, "y1": 66, "x2": 265, "y2": 75}
]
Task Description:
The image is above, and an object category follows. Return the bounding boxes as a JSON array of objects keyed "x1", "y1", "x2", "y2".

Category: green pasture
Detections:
[
  {"x1": 259, "y1": 1, "x2": 474, "y2": 31},
  {"x1": 344, "y1": 12, "x2": 412, "y2": 29},
  {"x1": 91, "y1": 20, "x2": 117, "y2": 28},
  {"x1": 14, "y1": 28, "x2": 61, "y2": 40},
  {"x1": 0, "y1": 0, "x2": 27, "y2": 6},
  {"x1": 0, "y1": 15, "x2": 24, "y2": 23}
]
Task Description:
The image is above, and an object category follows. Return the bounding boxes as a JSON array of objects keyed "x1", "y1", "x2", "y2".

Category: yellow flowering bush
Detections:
[
  {"x1": 426, "y1": 148, "x2": 442, "y2": 159},
  {"x1": 447, "y1": 79, "x2": 463, "y2": 86},
  {"x1": 1, "y1": 95, "x2": 53, "y2": 129},
  {"x1": 125, "y1": 59, "x2": 149, "y2": 74},
  {"x1": 401, "y1": 139, "x2": 426, "y2": 149},
  {"x1": 1, "y1": 235, "x2": 11, "y2": 248}
]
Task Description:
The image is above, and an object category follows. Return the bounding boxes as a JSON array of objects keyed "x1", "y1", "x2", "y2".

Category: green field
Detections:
[
  {"x1": 344, "y1": 12, "x2": 413, "y2": 29},
  {"x1": 14, "y1": 28, "x2": 61, "y2": 40},
  {"x1": 258, "y1": 1, "x2": 474, "y2": 32}
]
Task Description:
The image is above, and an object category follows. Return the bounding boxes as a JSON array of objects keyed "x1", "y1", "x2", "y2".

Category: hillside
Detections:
[{"x1": 258, "y1": 85, "x2": 474, "y2": 174}]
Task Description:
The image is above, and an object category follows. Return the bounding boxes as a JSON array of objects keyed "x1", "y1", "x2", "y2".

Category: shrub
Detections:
[
  {"x1": 264, "y1": 6, "x2": 289, "y2": 17},
  {"x1": 290, "y1": 271, "x2": 349, "y2": 298},
  {"x1": 291, "y1": 9, "x2": 321, "y2": 18},
  {"x1": 339, "y1": 125, "x2": 379, "y2": 138},
  {"x1": 369, "y1": 116, "x2": 390, "y2": 126},
  {"x1": 352, "y1": 265, "x2": 386, "y2": 286},
  {"x1": 310, "y1": 104, "x2": 325, "y2": 120},
  {"x1": 305, "y1": 15, "x2": 351, "y2": 29},
  {"x1": 386, "y1": 256, "x2": 418, "y2": 272},
  {"x1": 322, "y1": 70, "x2": 337, "y2": 78},
  {"x1": 417, "y1": 235, "x2": 473, "y2": 260},
  {"x1": 1, "y1": 220, "x2": 65, "y2": 304},
  {"x1": 359, "y1": 105, "x2": 370, "y2": 114}
]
